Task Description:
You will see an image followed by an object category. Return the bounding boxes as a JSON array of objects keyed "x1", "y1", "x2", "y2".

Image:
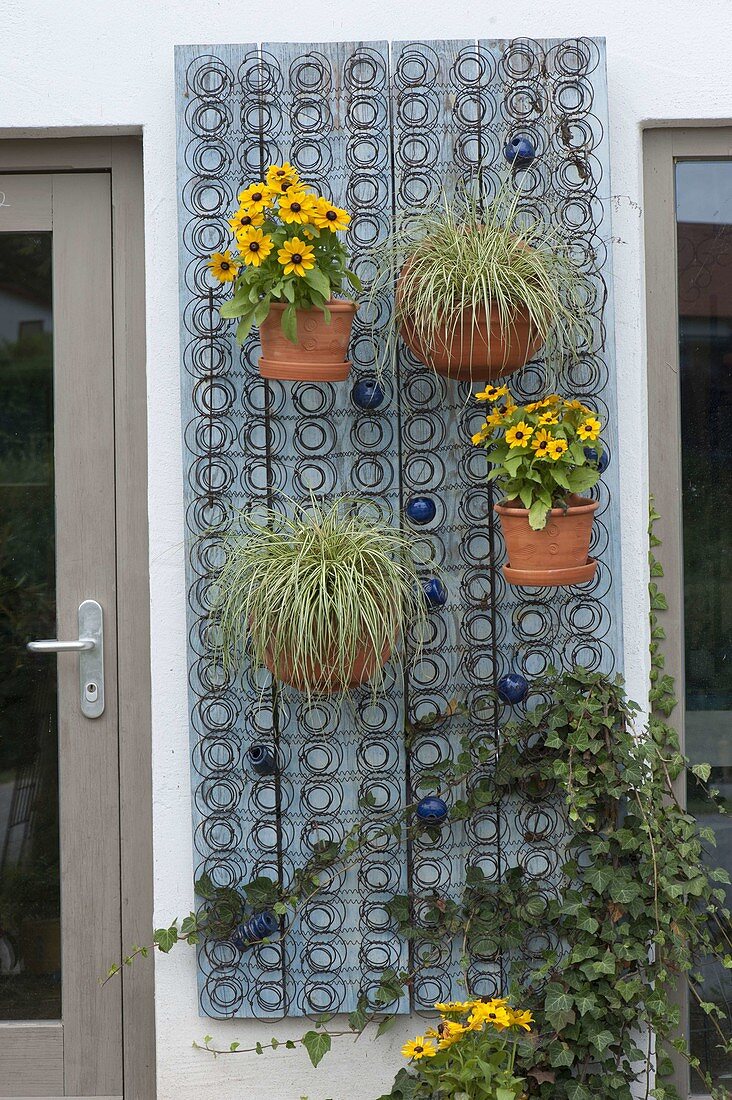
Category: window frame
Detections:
[{"x1": 643, "y1": 124, "x2": 732, "y2": 1100}]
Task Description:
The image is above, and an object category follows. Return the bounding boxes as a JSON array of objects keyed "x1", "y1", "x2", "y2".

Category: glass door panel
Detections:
[
  {"x1": 676, "y1": 158, "x2": 732, "y2": 1093},
  {"x1": 0, "y1": 232, "x2": 58, "y2": 1021}
]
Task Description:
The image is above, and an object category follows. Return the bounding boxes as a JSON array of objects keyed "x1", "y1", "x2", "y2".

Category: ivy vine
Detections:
[{"x1": 109, "y1": 503, "x2": 732, "y2": 1099}]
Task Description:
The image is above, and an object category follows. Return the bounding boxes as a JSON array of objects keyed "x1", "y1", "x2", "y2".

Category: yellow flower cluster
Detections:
[
  {"x1": 401, "y1": 997, "x2": 533, "y2": 1060},
  {"x1": 207, "y1": 162, "x2": 351, "y2": 283},
  {"x1": 471, "y1": 388, "x2": 601, "y2": 458}
]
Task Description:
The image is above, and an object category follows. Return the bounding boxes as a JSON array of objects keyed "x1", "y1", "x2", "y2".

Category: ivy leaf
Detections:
[
  {"x1": 692, "y1": 763, "x2": 712, "y2": 783},
  {"x1": 585, "y1": 865, "x2": 614, "y2": 894},
  {"x1": 301, "y1": 1030, "x2": 331, "y2": 1068},
  {"x1": 591, "y1": 1029, "x2": 616, "y2": 1055},
  {"x1": 153, "y1": 924, "x2": 179, "y2": 953},
  {"x1": 545, "y1": 986, "x2": 576, "y2": 1031}
]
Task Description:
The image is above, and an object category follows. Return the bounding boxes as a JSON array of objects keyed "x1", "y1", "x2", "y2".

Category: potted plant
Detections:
[
  {"x1": 472, "y1": 387, "x2": 604, "y2": 586},
  {"x1": 379, "y1": 996, "x2": 532, "y2": 1100},
  {"x1": 208, "y1": 162, "x2": 362, "y2": 382},
  {"x1": 380, "y1": 182, "x2": 589, "y2": 382},
  {"x1": 210, "y1": 497, "x2": 426, "y2": 698}
]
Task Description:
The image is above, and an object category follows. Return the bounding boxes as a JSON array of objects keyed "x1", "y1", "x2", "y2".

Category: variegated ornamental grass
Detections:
[
  {"x1": 210, "y1": 497, "x2": 427, "y2": 698},
  {"x1": 374, "y1": 178, "x2": 593, "y2": 369}
]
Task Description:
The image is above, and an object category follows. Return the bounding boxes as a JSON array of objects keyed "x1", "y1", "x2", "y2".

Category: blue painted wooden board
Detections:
[{"x1": 175, "y1": 37, "x2": 622, "y2": 1019}]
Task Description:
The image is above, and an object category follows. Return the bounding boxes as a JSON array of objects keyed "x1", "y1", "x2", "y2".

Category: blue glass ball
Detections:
[
  {"x1": 232, "y1": 910, "x2": 279, "y2": 950},
  {"x1": 584, "y1": 446, "x2": 609, "y2": 473},
  {"x1": 248, "y1": 742, "x2": 276, "y2": 776},
  {"x1": 497, "y1": 672, "x2": 529, "y2": 705},
  {"x1": 352, "y1": 377, "x2": 385, "y2": 410},
  {"x1": 503, "y1": 135, "x2": 536, "y2": 168},
  {"x1": 406, "y1": 496, "x2": 436, "y2": 525},
  {"x1": 416, "y1": 796, "x2": 448, "y2": 824},
  {"x1": 422, "y1": 578, "x2": 448, "y2": 607}
]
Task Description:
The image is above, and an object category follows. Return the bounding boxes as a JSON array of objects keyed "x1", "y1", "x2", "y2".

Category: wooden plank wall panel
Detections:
[
  {"x1": 390, "y1": 39, "x2": 503, "y2": 1010},
  {"x1": 259, "y1": 39, "x2": 408, "y2": 1018},
  {"x1": 175, "y1": 36, "x2": 622, "y2": 1020}
]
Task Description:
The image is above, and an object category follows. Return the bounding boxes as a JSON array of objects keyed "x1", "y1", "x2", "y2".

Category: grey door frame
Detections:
[
  {"x1": 643, "y1": 124, "x2": 732, "y2": 1100},
  {"x1": 0, "y1": 136, "x2": 154, "y2": 1099}
]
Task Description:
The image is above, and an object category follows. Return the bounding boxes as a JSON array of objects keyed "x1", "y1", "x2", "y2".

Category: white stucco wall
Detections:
[{"x1": 2, "y1": 1, "x2": 731, "y2": 1097}]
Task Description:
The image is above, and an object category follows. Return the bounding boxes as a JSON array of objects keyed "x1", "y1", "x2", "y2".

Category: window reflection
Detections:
[
  {"x1": 0, "y1": 233, "x2": 59, "y2": 1020},
  {"x1": 677, "y1": 160, "x2": 732, "y2": 1091}
]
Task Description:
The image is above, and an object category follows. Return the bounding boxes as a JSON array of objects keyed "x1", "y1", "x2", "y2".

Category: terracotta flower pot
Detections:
[
  {"x1": 258, "y1": 299, "x2": 358, "y2": 382},
  {"x1": 495, "y1": 494, "x2": 599, "y2": 587},
  {"x1": 396, "y1": 264, "x2": 544, "y2": 382},
  {"x1": 262, "y1": 639, "x2": 392, "y2": 695}
]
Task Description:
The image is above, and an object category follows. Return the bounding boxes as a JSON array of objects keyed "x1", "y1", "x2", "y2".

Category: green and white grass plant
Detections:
[
  {"x1": 210, "y1": 497, "x2": 427, "y2": 698},
  {"x1": 374, "y1": 177, "x2": 592, "y2": 370}
]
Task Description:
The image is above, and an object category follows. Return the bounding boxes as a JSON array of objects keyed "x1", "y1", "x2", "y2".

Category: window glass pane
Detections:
[
  {"x1": 676, "y1": 159, "x2": 732, "y2": 1091},
  {"x1": 0, "y1": 233, "x2": 59, "y2": 1020}
]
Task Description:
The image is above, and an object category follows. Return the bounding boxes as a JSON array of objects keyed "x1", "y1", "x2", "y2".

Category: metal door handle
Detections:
[
  {"x1": 28, "y1": 638, "x2": 95, "y2": 653},
  {"x1": 27, "y1": 599, "x2": 105, "y2": 719}
]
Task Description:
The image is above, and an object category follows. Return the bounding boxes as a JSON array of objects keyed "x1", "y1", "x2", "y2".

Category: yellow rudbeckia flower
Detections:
[
  {"x1": 577, "y1": 416, "x2": 601, "y2": 441},
  {"x1": 475, "y1": 384, "x2": 509, "y2": 402},
  {"x1": 238, "y1": 182, "x2": 272, "y2": 212},
  {"x1": 436, "y1": 1020, "x2": 467, "y2": 1049},
  {"x1": 401, "y1": 1036, "x2": 437, "y2": 1060},
  {"x1": 229, "y1": 207, "x2": 264, "y2": 234},
  {"x1": 531, "y1": 428, "x2": 554, "y2": 457},
  {"x1": 468, "y1": 1003, "x2": 513, "y2": 1031},
  {"x1": 279, "y1": 189, "x2": 317, "y2": 224},
  {"x1": 548, "y1": 438, "x2": 569, "y2": 461},
  {"x1": 434, "y1": 1000, "x2": 474, "y2": 1013},
  {"x1": 564, "y1": 398, "x2": 592, "y2": 413},
  {"x1": 277, "y1": 237, "x2": 316, "y2": 276},
  {"x1": 471, "y1": 423, "x2": 491, "y2": 445},
  {"x1": 266, "y1": 162, "x2": 300, "y2": 193},
  {"x1": 312, "y1": 197, "x2": 351, "y2": 232},
  {"x1": 508, "y1": 1009, "x2": 533, "y2": 1032},
  {"x1": 538, "y1": 410, "x2": 560, "y2": 425},
  {"x1": 505, "y1": 421, "x2": 534, "y2": 449},
  {"x1": 207, "y1": 251, "x2": 239, "y2": 283},
  {"x1": 237, "y1": 227, "x2": 273, "y2": 267}
]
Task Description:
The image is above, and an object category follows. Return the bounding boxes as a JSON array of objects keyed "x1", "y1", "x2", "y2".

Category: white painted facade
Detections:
[{"x1": 1, "y1": 1, "x2": 730, "y2": 1096}]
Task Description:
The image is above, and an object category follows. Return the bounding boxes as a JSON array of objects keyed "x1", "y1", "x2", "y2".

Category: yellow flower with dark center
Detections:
[
  {"x1": 207, "y1": 251, "x2": 240, "y2": 283},
  {"x1": 312, "y1": 197, "x2": 351, "y2": 232},
  {"x1": 471, "y1": 423, "x2": 491, "y2": 445},
  {"x1": 538, "y1": 410, "x2": 560, "y2": 425},
  {"x1": 434, "y1": 1000, "x2": 474, "y2": 1013},
  {"x1": 486, "y1": 408, "x2": 506, "y2": 429},
  {"x1": 279, "y1": 189, "x2": 317, "y2": 224},
  {"x1": 436, "y1": 1020, "x2": 467, "y2": 1049},
  {"x1": 238, "y1": 182, "x2": 271, "y2": 212},
  {"x1": 475, "y1": 384, "x2": 509, "y2": 402},
  {"x1": 277, "y1": 237, "x2": 316, "y2": 276},
  {"x1": 266, "y1": 162, "x2": 300, "y2": 193},
  {"x1": 508, "y1": 1009, "x2": 533, "y2": 1032},
  {"x1": 531, "y1": 428, "x2": 554, "y2": 456},
  {"x1": 468, "y1": 1003, "x2": 513, "y2": 1031},
  {"x1": 577, "y1": 416, "x2": 601, "y2": 441},
  {"x1": 229, "y1": 206, "x2": 264, "y2": 234},
  {"x1": 548, "y1": 438, "x2": 569, "y2": 461},
  {"x1": 238, "y1": 227, "x2": 273, "y2": 268},
  {"x1": 503, "y1": 401, "x2": 518, "y2": 417},
  {"x1": 401, "y1": 1036, "x2": 437, "y2": 1060},
  {"x1": 505, "y1": 421, "x2": 534, "y2": 449}
]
